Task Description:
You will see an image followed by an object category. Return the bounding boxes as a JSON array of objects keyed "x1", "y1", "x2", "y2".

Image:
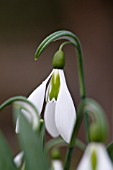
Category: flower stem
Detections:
[
  {"x1": 59, "y1": 39, "x2": 90, "y2": 144},
  {"x1": 60, "y1": 39, "x2": 89, "y2": 169},
  {"x1": 59, "y1": 38, "x2": 90, "y2": 144},
  {"x1": 59, "y1": 41, "x2": 74, "y2": 51},
  {"x1": 64, "y1": 100, "x2": 85, "y2": 170}
]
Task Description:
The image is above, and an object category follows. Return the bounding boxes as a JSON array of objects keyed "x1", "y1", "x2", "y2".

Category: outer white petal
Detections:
[
  {"x1": 95, "y1": 144, "x2": 113, "y2": 170},
  {"x1": 44, "y1": 102, "x2": 59, "y2": 137},
  {"x1": 77, "y1": 144, "x2": 95, "y2": 170},
  {"x1": 14, "y1": 152, "x2": 24, "y2": 168},
  {"x1": 28, "y1": 70, "x2": 54, "y2": 114},
  {"x1": 55, "y1": 70, "x2": 76, "y2": 143},
  {"x1": 15, "y1": 101, "x2": 39, "y2": 133},
  {"x1": 52, "y1": 160, "x2": 63, "y2": 170},
  {"x1": 77, "y1": 143, "x2": 113, "y2": 170}
]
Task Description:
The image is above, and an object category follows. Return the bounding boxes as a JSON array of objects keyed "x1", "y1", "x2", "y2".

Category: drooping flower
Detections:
[
  {"x1": 28, "y1": 68, "x2": 76, "y2": 143},
  {"x1": 77, "y1": 143, "x2": 113, "y2": 170}
]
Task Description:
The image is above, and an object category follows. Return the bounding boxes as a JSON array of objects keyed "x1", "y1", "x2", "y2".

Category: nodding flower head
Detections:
[
  {"x1": 28, "y1": 68, "x2": 76, "y2": 143},
  {"x1": 16, "y1": 50, "x2": 76, "y2": 143}
]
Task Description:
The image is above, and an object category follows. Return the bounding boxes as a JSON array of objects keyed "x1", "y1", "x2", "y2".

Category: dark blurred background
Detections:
[{"x1": 0, "y1": 0, "x2": 113, "y2": 166}]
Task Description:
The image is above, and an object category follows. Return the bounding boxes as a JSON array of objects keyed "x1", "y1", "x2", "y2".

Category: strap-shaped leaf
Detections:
[
  {"x1": 0, "y1": 132, "x2": 18, "y2": 170},
  {"x1": 107, "y1": 142, "x2": 113, "y2": 163},
  {"x1": 35, "y1": 30, "x2": 80, "y2": 60},
  {"x1": 18, "y1": 113, "x2": 49, "y2": 170}
]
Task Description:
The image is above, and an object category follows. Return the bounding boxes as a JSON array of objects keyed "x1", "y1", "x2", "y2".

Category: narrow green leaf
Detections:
[
  {"x1": 0, "y1": 132, "x2": 18, "y2": 170},
  {"x1": 107, "y1": 142, "x2": 113, "y2": 163},
  {"x1": 34, "y1": 30, "x2": 79, "y2": 60},
  {"x1": 18, "y1": 113, "x2": 50, "y2": 170}
]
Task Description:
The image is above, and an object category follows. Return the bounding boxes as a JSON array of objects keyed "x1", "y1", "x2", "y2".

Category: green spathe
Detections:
[{"x1": 52, "y1": 50, "x2": 65, "y2": 69}]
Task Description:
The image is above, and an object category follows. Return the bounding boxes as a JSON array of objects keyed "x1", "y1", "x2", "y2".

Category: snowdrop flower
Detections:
[
  {"x1": 28, "y1": 68, "x2": 76, "y2": 143},
  {"x1": 77, "y1": 142, "x2": 113, "y2": 170},
  {"x1": 15, "y1": 50, "x2": 76, "y2": 142},
  {"x1": 28, "y1": 50, "x2": 76, "y2": 143}
]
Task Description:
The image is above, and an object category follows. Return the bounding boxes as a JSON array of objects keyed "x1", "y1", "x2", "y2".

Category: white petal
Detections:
[
  {"x1": 28, "y1": 82, "x2": 46, "y2": 114},
  {"x1": 77, "y1": 143, "x2": 113, "y2": 170},
  {"x1": 77, "y1": 144, "x2": 95, "y2": 170},
  {"x1": 44, "y1": 102, "x2": 59, "y2": 137},
  {"x1": 55, "y1": 70, "x2": 76, "y2": 143},
  {"x1": 95, "y1": 144, "x2": 113, "y2": 170},
  {"x1": 15, "y1": 101, "x2": 39, "y2": 133},
  {"x1": 15, "y1": 117, "x2": 20, "y2": 133},
  {"x1": 52, "y1": 160, "x2": 63, "y2": 170},
  {"x1": 14, "y1": 152, "x2": 24, "y2": 168},
  {"x1": 28, "y1": 70, "x2": 53, "y2": 114}
]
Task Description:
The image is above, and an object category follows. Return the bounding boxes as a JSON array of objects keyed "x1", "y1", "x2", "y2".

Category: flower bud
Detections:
[
  {"x1": 89, "y1": 123, "x2": 107, "y2": 143},
  {"x1": 51, "y1": 149, "x2": 61, "y2": 160},
  {"x1": 52, "y1": 50, "x2": 65, "y2": 69}
]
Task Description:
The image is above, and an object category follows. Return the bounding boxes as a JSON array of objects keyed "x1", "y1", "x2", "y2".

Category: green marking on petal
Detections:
[
  {"x1": 49, "y1": 71, "x2": 60, "y2": 101},
  {"x1": 91, "y1": 150, "x2": 97, "y2": 170}
]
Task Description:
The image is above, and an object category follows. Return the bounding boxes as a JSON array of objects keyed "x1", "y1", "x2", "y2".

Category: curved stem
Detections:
[
  {"x1": 35, "y1": 30, "x2": 86, "y2": 99},
  {"x1": 0, "y1": 96, "x2": 39, "y2": 116},
  {"x1": 0, "y1": 96, "x2": 40, "y2": 131},
  {"x1": 59, "y1": 41, "x2": 75, "y2": 51}
]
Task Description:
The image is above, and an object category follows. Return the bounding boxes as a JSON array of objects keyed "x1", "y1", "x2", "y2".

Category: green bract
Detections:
[
  {"x1": 52, "y1": 50, "x2": 65, "y2": 69},
  {"x1": 89, "y1": 123, "x2": 107, "y2": 143}
]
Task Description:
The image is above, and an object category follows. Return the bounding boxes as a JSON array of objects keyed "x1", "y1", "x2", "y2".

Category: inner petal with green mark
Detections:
[
  {"x1": 48, "y1": 70, "x2": 60, "y2": 101},
  {"x1": 91, "y1": 150, "x2": 97, "y2": 170}
]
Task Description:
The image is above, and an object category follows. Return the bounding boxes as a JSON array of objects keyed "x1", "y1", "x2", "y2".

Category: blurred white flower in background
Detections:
[
  {"x1": 52, "y1": 160, "x2": 63, "y2": 170},
  {"x1": 77, "y1": 142, "x2": 113, "y2": 170}
]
